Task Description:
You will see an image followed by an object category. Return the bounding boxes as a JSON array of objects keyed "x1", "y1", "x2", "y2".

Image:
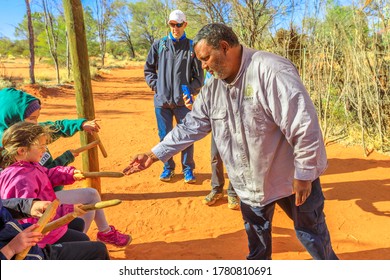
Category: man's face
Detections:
[
  {"x1": 194, "y1": 40, "x2": 229, "y2": 80},
  {"x1": 169, "y1": 21, "x2": 187, "y2": 40}
]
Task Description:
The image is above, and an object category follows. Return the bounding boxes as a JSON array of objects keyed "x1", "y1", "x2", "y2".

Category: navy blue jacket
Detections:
[
  {"x1": 0, "y1": 198, "x2": 45, "y2": 260},
  {"x1": 144, "y1": 32, "x2": 204, "y2": 108}
]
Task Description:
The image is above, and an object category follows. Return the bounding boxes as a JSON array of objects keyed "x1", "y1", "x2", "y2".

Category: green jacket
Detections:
[{"x1": 0, "y1": 88, "x2": 86, "y2": 191}]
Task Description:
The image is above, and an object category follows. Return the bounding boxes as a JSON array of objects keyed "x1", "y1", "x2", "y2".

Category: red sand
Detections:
[{"x1": 13, "y1": 63, "x2": 390, "y2": 260}]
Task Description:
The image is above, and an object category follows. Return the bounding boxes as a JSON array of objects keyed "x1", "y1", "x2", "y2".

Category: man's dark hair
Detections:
[{"x1": 193, "y1": 23, "x2": 239, "y2": 49}]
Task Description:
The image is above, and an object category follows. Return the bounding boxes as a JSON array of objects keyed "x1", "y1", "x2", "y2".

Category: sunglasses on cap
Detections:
[{"x1": 169, "y1": 22, "x2": 184, "y2": 28}]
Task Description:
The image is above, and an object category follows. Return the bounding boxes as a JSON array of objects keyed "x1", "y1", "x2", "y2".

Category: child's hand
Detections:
[
  {"x1": 73, "y1": 204, "x2": 87, "y2": 216},
  {"x1": 82, "y1": 119, "x2": 101, "y2": 134},
  {"x1": 183, "y1": 94, "x2": 194, "y2": 110},
  {"x1": 73, "y1": 169, "x2": 85, "y2": 180},
  {"x1": 30, "y1": 200, "x2": 51, "y2": 218},
  {"x1": 0, "y1": 224, "x2": 42, "y2": 259}
]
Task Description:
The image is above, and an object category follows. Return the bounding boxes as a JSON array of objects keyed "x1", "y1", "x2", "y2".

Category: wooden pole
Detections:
[{"x1": 62, "y1": 0, "x2": 101, "y2": 193}]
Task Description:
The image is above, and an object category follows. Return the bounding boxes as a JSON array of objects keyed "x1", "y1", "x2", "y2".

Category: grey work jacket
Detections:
[{"x1": 152, "y1": 47, "x2": 327, "y2": 207}]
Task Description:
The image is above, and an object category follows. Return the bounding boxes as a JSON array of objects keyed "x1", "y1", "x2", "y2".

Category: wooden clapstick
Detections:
[
  {"x1": 42, "y1": 212, "x2": 78, "y2": 234},
  {"x1": 80, "y1": 199, "x2": 122, "y2": 211},
  {"x1": 72, "y1": 140, "x2": 100, "y2": 154},
  {"x1": 15, "y1": 199, "x2": 60, "y2": 260},
  {"x1": 93, "y1": 132, "x2": 108, "y2": 158},
  {"x1": 74, "y1": 171, "x2": 124, "y2": 180}
]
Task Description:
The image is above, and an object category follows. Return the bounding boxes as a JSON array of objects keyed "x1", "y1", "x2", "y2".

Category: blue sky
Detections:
[
  {"x1": 0, "y1": 0, "x2": 94, "y2": 40},
  {"x1": 0, "y1": 0, "x2": 357, "y2": 40},
  {"x1": 0, "y1": 1, "x2": 27, "y2": 39}
]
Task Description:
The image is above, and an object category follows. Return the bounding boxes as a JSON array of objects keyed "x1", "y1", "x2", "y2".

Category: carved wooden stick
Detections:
[
  {"x1": 42, "y1": 212, "x2": 78, "y2": 234},
  {"x1": 15, "y1": 199, "x2": 60, "y2": 260},
  {"x1": 80, "y1": 199, "x2": 122, "y2": 211},
  {"x1": 72, "y1": 140, "x2": 100, "y2": 154},
  {"x1": 74, "y1": 171, "x2": 124, "y2": 180},
  {"x1": 93, "y1": 132, "x2": 108, "y2": 158}
]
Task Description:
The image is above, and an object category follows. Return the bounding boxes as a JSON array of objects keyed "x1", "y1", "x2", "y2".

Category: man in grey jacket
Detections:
[
  {"x1": 126, "y1": 23, "x2": 338, "y2": 260},
  {"x1": 144, "y1": 9, "x2": 204, "y2": 183}
]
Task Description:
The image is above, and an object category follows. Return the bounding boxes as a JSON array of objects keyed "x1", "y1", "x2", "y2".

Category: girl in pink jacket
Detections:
[{"x1": 0, "y1": 122, "x2": 88, "y2": 248}]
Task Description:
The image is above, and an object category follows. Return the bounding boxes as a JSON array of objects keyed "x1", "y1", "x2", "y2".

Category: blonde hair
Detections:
[{"x1": 0, "y1": 122, "x2": 53, "y2": 168}]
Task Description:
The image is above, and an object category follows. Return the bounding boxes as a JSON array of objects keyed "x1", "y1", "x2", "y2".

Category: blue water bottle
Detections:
[{"x1": 181, "y1": 85, "x2": 193, "y2": 104}]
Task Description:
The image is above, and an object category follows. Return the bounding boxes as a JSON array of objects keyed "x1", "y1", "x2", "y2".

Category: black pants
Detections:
[
  {"x1": 55, "y1": 217, "x2": 90, "y2": 243},
  {"x1": 44, "y1": 241, "x2": 110, "y2": 260},
  {"x1": 241, "y1": 178, "x2": 338, "y2": 260}
]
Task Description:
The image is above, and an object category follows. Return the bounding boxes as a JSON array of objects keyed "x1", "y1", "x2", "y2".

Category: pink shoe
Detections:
[{"x1": 97, "y1": 225, "x2": 132, "y2": 247}]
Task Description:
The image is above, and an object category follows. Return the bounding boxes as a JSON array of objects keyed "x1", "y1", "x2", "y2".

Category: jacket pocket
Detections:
[
  {"x1": 242, "y1": 104, "x2": 268, "y2": 137},
  {"x1": 210, "y1": 108, "x2": 228, "y2": 140}
]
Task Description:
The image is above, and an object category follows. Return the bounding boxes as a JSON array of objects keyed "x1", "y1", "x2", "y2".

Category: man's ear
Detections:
[{"x1": 220, "y1": 41, "x2": 229, "y2": 54}]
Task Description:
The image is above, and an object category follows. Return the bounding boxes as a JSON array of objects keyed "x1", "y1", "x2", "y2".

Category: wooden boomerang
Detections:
[
  {"x1": 93, "y1": 132, "x2": 108, "y2": 158},
  {"x1": 72, "y1": 140, "x2": 100, "y2": 154},
  {"x1": 15, "y1": 199, "x2": 60, "y2": 260}
]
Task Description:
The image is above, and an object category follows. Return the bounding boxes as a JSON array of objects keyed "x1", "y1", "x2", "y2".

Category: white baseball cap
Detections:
[{"x1": 168, "y1": 10, "x2": 186, "y2": 23}]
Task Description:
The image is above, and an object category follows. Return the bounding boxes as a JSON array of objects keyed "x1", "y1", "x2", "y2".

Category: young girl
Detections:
[
  {"x1": 0, "y1": 87, "x2": 131, "y2": 247},
  {"x1": 0, "y1": 122, "x2": 91, "y2": 248}
]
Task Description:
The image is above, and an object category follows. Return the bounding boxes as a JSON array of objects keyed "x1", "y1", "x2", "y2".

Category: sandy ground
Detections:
[{"x1": 3, "y1": 61, "x2": 390, "y2": 260}]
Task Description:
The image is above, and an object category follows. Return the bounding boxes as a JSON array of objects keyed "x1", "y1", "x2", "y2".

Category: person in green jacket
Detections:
[{"x1": 0, "y1": 87, "x2": 131, "y2": 247}]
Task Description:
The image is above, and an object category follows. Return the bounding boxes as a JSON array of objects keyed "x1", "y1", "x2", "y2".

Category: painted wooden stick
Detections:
[
  {"x1": 74, "y1": 171, "x2": 124, "y2": 179},
  {"x1": 80, "y1": 199, "x2": 122, "y2": 211},
  {"x1": 15, "y1": 199, "x2": 60, "y2": 260},
  {"x1": 42, "y1": 212, "x2": 78, "y2": 234},
  {"x1": 72, "y1": 140, "x2": 100, "y2": 154},
  {"x1": 93, "y1": 132, "x2": 108, "y2": 158}
]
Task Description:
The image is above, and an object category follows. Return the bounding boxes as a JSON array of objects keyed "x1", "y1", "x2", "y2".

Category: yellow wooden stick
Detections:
[
  {"x1": 42, "y1": 212, "x2": 78, "y2": 234},
  {"x1": 80, "y1": 199, "x2": 122, "y2": 211},
  {"x1": 15, "y1": 199, "x2": 60, "y2": 260},
  {"x1": 74, "y1": 171, "x2": 124, "y2": 179}
]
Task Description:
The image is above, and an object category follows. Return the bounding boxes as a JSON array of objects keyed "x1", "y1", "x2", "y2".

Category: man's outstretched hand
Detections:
[{"x1": 123, "y1": 152, "x2": 158, "y2": 175}]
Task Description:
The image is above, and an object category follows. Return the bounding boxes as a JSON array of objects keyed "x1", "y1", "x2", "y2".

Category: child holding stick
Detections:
[
  {"x1": 0, "y1": 198, "x2": 110, "y2": 260},
  {"x1": 0, "y1": 122, "x2": 92, "y2": 247}
]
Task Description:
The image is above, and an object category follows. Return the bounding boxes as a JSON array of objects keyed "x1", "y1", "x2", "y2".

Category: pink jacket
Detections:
[{"x1": 0, "y1": 161, "x2": 76, "y2": 247}]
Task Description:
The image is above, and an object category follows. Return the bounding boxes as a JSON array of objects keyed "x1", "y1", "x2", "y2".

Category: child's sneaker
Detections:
[{"x1": 97, "y1": 225, "x2": 131, "y2": 247}]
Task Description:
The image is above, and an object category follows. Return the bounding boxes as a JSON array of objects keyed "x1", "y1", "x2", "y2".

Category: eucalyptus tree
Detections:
[
  {"x1": 94, "y1": 0, "x2": 114, "y2": 67},
  {"x1": 25, "y1": 0, "x2": 36, "y2": 84},
  {"x1": 111, "y1": 0, "x2": 135, "y2": 58},
  {"x1": 128, "y1": 0, "x2": 168, "y2": 55},
  {"x1": 230, "y1": 0, "x2": 301, "y2": 49}
]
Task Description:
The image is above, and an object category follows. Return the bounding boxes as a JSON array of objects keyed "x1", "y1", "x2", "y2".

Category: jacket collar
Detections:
[{"x1": 169, "y1": 32, "x2": 187, "y2": 42}]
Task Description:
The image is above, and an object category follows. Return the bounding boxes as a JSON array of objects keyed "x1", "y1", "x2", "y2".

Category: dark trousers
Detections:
[
  {"x1": 155, "y1": 107, "x2": 195, "y2": 172},
  {"x1": 210, "y1": 135, "x2": 236, "y2": 196},
  {"x1": 44, "y1": 241, "x2": 110, "y2": 260},
  {"x1": 241, "y1": 178, "x2": 338, "y2": 260},
  {"x1": 55, "y1": 217, "x2": 90, "y2": 243}
]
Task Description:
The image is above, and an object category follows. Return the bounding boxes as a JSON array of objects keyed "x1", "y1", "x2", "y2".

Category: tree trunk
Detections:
[
  {"x1": 42, "y1": 0, "x2": 60, "y2": 84},
  {"x1": 25, "y1": 0, "x2": 35, "y2": 84}
]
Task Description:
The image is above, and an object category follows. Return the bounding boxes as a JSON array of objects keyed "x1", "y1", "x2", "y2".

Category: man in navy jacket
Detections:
[{"x1": 144, "y1": 9, "x2": 204, "y2": 183}]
